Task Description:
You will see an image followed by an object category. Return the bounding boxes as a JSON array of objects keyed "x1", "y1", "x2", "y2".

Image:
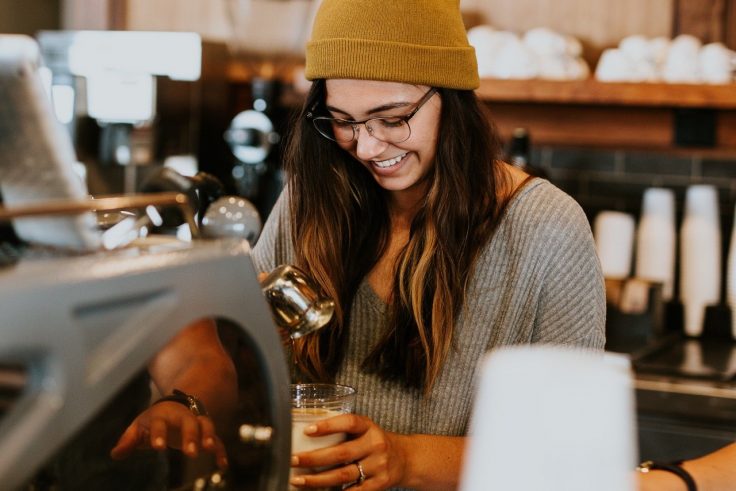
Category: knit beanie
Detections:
[{"x1": 305, "y1": 0, "x2": 479, "y2": 90}]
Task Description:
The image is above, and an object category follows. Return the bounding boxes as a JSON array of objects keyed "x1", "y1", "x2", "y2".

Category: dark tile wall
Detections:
[{"x1": 533, "y1": 147, "x2": 736, "y2": 232}]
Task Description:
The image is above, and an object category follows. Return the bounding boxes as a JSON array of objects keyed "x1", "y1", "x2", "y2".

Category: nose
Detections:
[{"x1": 354, "y1": 124, "x2": 388, "y2": 161}]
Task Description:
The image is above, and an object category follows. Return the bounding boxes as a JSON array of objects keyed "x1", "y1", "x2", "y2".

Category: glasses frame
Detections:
[{"x1": 307, "y1": 87, "x2": 438, "y2": 144}]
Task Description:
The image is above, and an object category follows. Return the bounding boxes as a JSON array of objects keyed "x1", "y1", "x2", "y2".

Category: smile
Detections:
[{"x1": 373, "y1": 153, "x2": 408, "y2": 168}]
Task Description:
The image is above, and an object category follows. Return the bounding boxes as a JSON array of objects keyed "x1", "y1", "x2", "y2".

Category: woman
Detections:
[{"x1": 252, "y1": 0, "x2": 605, "y2": 489}]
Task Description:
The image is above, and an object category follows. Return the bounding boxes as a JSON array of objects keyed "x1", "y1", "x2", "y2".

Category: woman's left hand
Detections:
[{"x1": 289, "y1": 414, "x2": 410, "y2": 490}]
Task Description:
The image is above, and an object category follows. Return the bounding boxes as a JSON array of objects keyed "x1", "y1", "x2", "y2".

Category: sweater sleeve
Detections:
[{"x1": 531, "y1": 188, "x2": 606, "y2": 350}]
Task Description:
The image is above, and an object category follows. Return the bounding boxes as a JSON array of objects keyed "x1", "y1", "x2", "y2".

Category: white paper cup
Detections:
[
  {"x1": 594, "y1": 211, "x2": 636, "y2": 279},
  {"x1": 635, "y1": 188, "x2": 676, "y2": 300},
  {"x1": 680, "y1": 185, "x2": 722, "y2": 336},
  {"x1": 290, "y1": 383, "x2": 356, "y2": 491},
  {"x1": 726, "y1": 208, "x2": 736, "y2": 339},
  {"x1": 460, "y1": 346, "x2": 637, "y2": 491}
]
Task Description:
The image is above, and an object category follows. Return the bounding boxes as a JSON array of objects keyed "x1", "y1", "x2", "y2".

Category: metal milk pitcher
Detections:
[{"x1": 260, "y1": 264, "x2": 335, "y2": 339}]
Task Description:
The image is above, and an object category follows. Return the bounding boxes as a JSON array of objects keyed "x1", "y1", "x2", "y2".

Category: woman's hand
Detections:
[
  {"x1": 289, "y1": 414, "x2": 410, "y2": 490},
  {"x1": 110, "y1": 401, "x2": 228, "y2": 470}
]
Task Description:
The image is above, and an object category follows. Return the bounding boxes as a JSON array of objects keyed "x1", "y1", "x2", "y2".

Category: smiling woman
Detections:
[{"x1": 250, "y1": 1, "x2": 605, "y2": 490}]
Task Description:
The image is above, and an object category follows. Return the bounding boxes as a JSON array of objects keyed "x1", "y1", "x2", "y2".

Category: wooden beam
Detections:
[
  {"x1": 485, "y1": 103, "x2": 675, "y2": 149},
  {"x1": 673, "y1": 0, "x2": 730, "y2": 44},
  {"x1": 727, "y1": 0, "x2": 736, "y2": 48},
  {"x1": 108, "y1": 0, "x2": 127, "y2": 30},
  {"x1": 61, "y1": 0, "x2": 111, "y2": 30}
]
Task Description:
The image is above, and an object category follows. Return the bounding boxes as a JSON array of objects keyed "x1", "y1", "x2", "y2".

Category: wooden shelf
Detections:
[
  {"x1": 475, "y1": 78, "x2": 736, "y2": 151},
  {"x1": 219, "y1": 62, "x2": 736, "y2": 152},
  {"x1": 476, "y1": 78, "x2": 736, "y2": 110}
]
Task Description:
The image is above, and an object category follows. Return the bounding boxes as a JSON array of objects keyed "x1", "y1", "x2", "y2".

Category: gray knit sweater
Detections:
[{"x1": 252, "y1": 179, "x2": 605, "y2": 485}]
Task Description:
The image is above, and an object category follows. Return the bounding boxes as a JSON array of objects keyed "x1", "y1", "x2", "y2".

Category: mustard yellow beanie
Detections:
[{"x1": 305, "y1": 0, "x2": 479, "y2": 90}]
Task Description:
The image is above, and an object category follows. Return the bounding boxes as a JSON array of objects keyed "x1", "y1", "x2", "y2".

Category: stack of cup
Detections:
[
  {"x1": 727, "y1": 207, "x2": 736, "y2": 339},
  {"x1": 635, "y1": 188, "x2": 676, "y2": 301},
  {"x1": 594, "y1": 211, "x2": 636, "y2": 279},
  {"x1": 680, "y1": 185, "x2": 722, "y2": 337}
]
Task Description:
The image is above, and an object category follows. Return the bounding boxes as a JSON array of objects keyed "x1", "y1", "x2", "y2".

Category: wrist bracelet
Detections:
[
  {"x1": 154, "y1": 389, "x2": 208, "y2": 417},
  {"x1": 637, "y1": 460, "x2": 697, "y2": 491}
]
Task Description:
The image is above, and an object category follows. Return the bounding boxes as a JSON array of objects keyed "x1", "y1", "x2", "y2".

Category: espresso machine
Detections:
[
  {"x1": 0, "y1": 33, "x2": 292, "y2": 490},
  {"x1": 36, "y1": 30, "x2": 203, "y2": 195}
]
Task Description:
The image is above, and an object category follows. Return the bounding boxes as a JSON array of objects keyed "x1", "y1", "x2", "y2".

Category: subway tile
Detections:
[
  {"x1": 578, "y1": 197, "x2": 640, "y2": 223},
  {"x1": 547, "y1": 176, "x2": 580, "y2": 197},
  {"x1": 530, "y1": 147, "x2": 544, "y2": 167},
  {"x1": 623, "y1": 152, "x2": 693, "y2": 176},
  {"x1": 701, "y1": 159, "x2": 736, "y2": 179},
  {"x1": 547, "y1": 147, "x2": 617, "y2": 173},
  {"x1": 587, "y1": 178, "x2": 654, "y2": 204}
]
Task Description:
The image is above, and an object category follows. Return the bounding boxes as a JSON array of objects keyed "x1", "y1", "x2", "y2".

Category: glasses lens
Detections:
[
  {"x1": 367, "y1": 118, "x2": 411, "y2": 143},
  {"x1": 313, "y1": 118, "x2": 356, "y2": 143}
]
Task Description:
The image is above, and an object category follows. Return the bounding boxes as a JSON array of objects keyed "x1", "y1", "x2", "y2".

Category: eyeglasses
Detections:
[{"x1": 307, "y1": 88, "x2": 438, "y2": 144}]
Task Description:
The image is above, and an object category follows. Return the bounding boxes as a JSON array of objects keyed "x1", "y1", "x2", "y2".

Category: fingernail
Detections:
[
  {"x1": 154, "y1": 437, "x2": 165, "y2": 448},
  {"x1": 205, "y1": 437, "x2": 215, "y2": 447},
  {"x1": 290, "y1": 477, "x2": 305, "y2": 486},
  {"x1": 304, "y1": 425, "x2": 317, "y2": 435},
  {"x1": 187, "y1": 442, "x2": 197, "y2": 454},
  {"x1": 290, "y1": 455, "x2": 299, "y2": 466}
]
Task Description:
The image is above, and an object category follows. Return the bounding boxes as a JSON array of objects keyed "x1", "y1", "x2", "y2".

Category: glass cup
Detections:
[{"x1": 290, "y1": 383, "x2": 357, "y2": 490}]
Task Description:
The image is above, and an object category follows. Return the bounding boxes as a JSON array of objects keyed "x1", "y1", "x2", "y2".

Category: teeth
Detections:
[{"x1": 374, "y1": 153, "x2": 407, "y2": 168}]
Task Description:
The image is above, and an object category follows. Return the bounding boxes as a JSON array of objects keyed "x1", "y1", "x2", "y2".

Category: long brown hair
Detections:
[{"x1": 284, "y1": 80, "x2": 508, "y2": 394}]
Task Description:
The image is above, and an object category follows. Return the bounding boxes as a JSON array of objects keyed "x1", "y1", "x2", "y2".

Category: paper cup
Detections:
[
  {"x1": 594, "y1": 211, "x2": 636, "y2": 279},
  {"x1": 635, "y1": 188, "x2": 676, "y2": 300},
  {"x1": 460, "y1": 346, "x2": 637, "y2": 491},
  {"x1": 680, "y1": 185, "x2": 722, "y2": 336}
]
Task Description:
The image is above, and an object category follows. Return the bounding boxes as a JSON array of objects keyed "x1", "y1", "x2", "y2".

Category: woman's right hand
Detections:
[{"x1": 288, "y1": 413, "x2": 410, "y2": 490}]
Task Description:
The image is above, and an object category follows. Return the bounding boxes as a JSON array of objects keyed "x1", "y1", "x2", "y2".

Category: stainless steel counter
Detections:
[{"x1": 616, "y1": 334, "x2": 736, "y2": 461}]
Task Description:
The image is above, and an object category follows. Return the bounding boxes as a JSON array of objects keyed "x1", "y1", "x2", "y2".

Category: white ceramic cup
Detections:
[
  {"x1": 663, "y1": 34, "x2": 702, "y2": 83},
  {"x1": 290, "y1": 383, "x2": 357, "y2": 491},
  {"x1": 680, "y1": 185, "x2": 722, "y2": 336},
  {"x1": 594, "y1": 211, "x2": 636, "y2": 279},
  {"x1": 460, "y1": 346, "x2": 637, "y2": 491},
  {"x1": 595, "y1": 48, "x2": 635, "y2": 82},
  {"x1": 700, "y1": 43, "x2": 734, "y2": 84},
  {"x1": 635, "y1": 188, "x2": 676, "y2": 301}
]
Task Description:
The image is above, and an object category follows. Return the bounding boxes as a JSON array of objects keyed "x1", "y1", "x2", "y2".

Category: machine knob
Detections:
[
  {"x1": 193, "y1": 470, "x2": 228, "y2": 490},
  {"x1": 238, "y1": 423, "x2": 274, "y2": 445}
]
